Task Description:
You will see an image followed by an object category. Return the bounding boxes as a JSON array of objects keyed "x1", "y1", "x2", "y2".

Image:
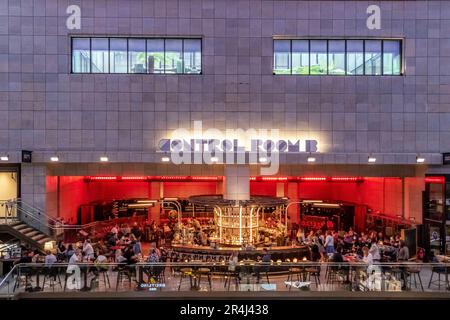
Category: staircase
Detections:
[
  {"x1": 0, "y1": 200, "x2": 56, "y2": 251},
  {"x1": 0, "y1": 221, "x2": 53, "y2": 251}
]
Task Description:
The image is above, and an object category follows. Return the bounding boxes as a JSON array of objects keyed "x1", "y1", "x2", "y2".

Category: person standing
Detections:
[{"x1": 325, "y1": 231, "x2": 335, "y2": 255}]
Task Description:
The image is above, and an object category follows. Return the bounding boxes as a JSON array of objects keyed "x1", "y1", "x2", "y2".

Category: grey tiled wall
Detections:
[{"x1": 1, "y1": 0, "x2": 449, "y2": 166}]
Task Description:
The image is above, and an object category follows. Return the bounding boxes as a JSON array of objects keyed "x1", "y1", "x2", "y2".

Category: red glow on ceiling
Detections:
[{"x1": 425, "y1": 176, "x2": 445, "y2": 184}]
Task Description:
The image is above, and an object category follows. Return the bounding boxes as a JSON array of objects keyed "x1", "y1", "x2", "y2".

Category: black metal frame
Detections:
[
  {"x1": 70, "y1": 36, "x2": 202, "y2": 75},
  {"x1": 273, "y1": 38, "x2": 403, "y2": 76}
]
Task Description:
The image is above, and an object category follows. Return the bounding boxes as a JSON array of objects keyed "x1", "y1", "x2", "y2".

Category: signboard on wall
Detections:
[{"x1": 443, "y1": 153, "x2": 450, "y2": 165}]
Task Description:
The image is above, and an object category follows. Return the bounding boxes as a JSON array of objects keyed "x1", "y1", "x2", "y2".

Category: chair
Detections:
[
  {"x1": 305, "y1": 267, "x2": 321, "y2": 288},
  {"x1": 115, "y1": 265, "x2": 134, "y2": 291},
  {"x1": 428, "y1": 266, "x2": 449, "y2": 290},
  {"x1": 196, "y1": 267, "x2": 212, "y2": 291},
  {"x1": 178, "y1": 267, "x2": 194, "y2": 291},
  {"x1": 224, "y1": 270, "x2": 240, "y2": 291},
  {"x1": 13, "y1": 266, "x2": 35, "y2": 292},
  {"x1": 285, "y1": 267, "x2": 304, "y2": 290},
  {"x1": 42, "y1": 266, "x2": 63, "y2": 292},
  {"x1": 406, "y1": 267, "x2": 423, "y2": 291}
]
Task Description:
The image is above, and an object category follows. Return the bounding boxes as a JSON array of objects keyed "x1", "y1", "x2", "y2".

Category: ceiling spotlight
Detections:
[
  {"x1": 161, "y1": 156, "x2": 170, "y2": 162},
  {"x1": 259, "y1": 157, "x2": 267, "y2": 163},
  {"x1": 100, "y1": 156, "x2": 109, "y2": 162},
  {"x1": 50, "y1": 156, "x2": 59, "y2": 162},
  {"x1": 368, "y1": 156, "x2": 376, "y2": 163},
  {"x1": 211, "y1": 156, "x2": 219, "y2": 163},
  {"x1": 416, "y1": 156, "x2": 425, "y2": 163},
  {"x1": 0, "y1": 156, "x2": 8, "y2": 161},
  {"x1": 307, "y1": 156, "x2": 316, "y2": 163}
]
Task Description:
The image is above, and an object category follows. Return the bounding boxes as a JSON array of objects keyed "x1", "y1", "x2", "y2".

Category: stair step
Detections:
[
  {"x1": 24, "y1": 230, "x2": 40, "y2": 237},
  {"x1": 32, "y1": 234, "x2": 46, "y2": 241},
  {"x1": 20, "y1": 227, "x2": 35, "y2": 234},
  {"x1": 12, "y1": 223, "x2": 27, "y2": 230}
]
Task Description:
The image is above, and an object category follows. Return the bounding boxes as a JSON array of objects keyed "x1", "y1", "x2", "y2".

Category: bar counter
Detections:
[{"x1": 171, "y1": 244, "x2": 310, "y2": 261}]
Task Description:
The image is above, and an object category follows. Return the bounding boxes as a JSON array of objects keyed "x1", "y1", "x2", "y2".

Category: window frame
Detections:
[
  {"x1": 272, "y1": 37, "x2": 404, "y2": 76},
  {"x1": 70, "y1": 36, "x2": 203, "y2": 75}
]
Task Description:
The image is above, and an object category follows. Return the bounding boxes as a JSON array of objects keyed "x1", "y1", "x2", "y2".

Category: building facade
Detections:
[{"x1": 0, "y1": 0, "x2": 450, "y2": 253}]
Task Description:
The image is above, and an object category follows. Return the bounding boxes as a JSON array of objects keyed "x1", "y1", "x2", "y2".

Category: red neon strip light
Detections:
[
  {"x1": 85, "y1": 176, "x2": 223, "y2": 182},
  {"x1": 87, "y1": 176, "x2": 117, "y2": 181},
  {"x1": 300, "y1": 177, "x2": 327, "y2": 182},
  {"x1": 425, "y1": 176, "x2": 445, "y2": 184},
  {"x1": 250, "y1": 176, "x2": 364, "y2": 182},
  {"x1": 121, "y1": 176, "x2": 147, "y2": 181}
]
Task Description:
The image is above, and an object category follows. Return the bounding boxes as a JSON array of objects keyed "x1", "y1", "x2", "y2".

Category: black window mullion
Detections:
[
  {"x1": 89, "y1": 37, "x2": 92, "y2": 73},
  {"x1": 145, "y1": 39, "x2": 148, "y2": 74},
  {"x1": 163, "y1": 39, "x2": 166, "y2": 74},
  {"x1": 344, "y1": 40, "x2": 347, "y2": 76},
  {"x1": 182, "y1": 39, "x2": 185, "y2": 74},
  {"x1": 381, "y1": 40, "x2": 384, "y2": 76},
  {"x1": 127, "y1": 38, "x2": 129, "y2": 74},
  {"x1": 326, "y1": 40, "x2": 329, "y2": 75},
  {"x1": 290, "y1": 40, "x2": 292, "y2": 75},
  {"x1": 108, "y1": 38, "x2": 110, "y2": 74},
  {"x1": 363, "y1": 40, "x2": 366, "y2": 76},
  {"x1": 308, "y1": 40, "x2": 310, "y2": 75}
]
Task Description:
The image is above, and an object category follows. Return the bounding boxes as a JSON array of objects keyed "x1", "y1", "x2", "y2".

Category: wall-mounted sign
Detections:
[
  {"x1": 158, "y1": 138, "x2": 318, "y2": 153},
  {"x1": 443, "y1": 153, "x2": 450, "y2": 165},
  {"x1": 21, "y1": 150, "x2": 32, "y2": 163}
]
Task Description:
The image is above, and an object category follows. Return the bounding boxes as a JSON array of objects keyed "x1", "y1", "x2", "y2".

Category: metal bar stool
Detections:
[
  {"x1": 178, "y1": 267, "x2": 194, "y2": 291},
  {"x1": 406, "y1": 267, "x2": 423, "y2": 291}
]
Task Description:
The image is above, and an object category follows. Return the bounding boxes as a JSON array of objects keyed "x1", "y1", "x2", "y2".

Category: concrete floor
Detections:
[{"x1": 1, "y1": 264, "x2": 449, "y2": 297}]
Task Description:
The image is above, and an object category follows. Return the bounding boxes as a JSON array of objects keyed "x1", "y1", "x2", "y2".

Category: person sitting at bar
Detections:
[
  {"x1": 361, "y1": 246, "x2": 373, "y2": 265},
  {"x1": 83, "y1": 239, "x2": 95, "y2": 261},
  {"x1": 397, "y1": 241, "x2": 410, "y2": 290},
  {"x1": 44, "y1": 250, "x2": 57, "y2": 267}
]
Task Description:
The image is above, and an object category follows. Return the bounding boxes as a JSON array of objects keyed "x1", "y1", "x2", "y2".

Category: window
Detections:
[
  {"x1": 164, "y1": 39, "x2": 183, "y2": 74},
  {"x1": 273, "y1": 40, "x2": 291, "y2": 75},
  {"x1": 72, "y1": 38, "x2": 91, "y2": 73},
  {"x1": 71, "y1": 37, "x2": 202, "y2": 74},
  {"x1": 109, "y1": 38, "x2": 127, "y2": 73},
  {"x1": 183, "y1": 39, "x2": 201, "y2": 74},
  {"x1": 364, "y1": 40, "x2": 382, "y2": 75},
  {"x1": 273, "y1": 38, "x2": 402, "y2": 76},
  {"x1": 383, "y1": 40, "x2": 401, "y2": 75},
  {"x1": 91, "y1": 38, "x2": 109, "y2": 73},
  {"x1": 328, "y1": 40, "x2": 345, "y2": 75},
  {"x1": 310, "y1": 40, "x2": 327, "y2": 75},
  {"x1": 346, "y1": 40, "x2": 364, "y2": 75},
  {"x1": 292, "y1": 40, "x2": 309, "y2": 75},
  {"x1": 128, "y1": 39, "x2": 146, "y2": 73},
  {"x1": 147, "y1": 39, "x2": 165, "y2": 74}
]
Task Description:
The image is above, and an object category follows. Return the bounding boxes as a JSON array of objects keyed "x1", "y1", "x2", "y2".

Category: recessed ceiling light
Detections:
[
  {"x1": 416, "y1": 157, "x2": 425, "y2": 163},
  {"x1": 211, "y1": 156, "x2": 219, "y2": 163},
  {"x1": 0, "y1": 156, "x2": 8, "y2": 161},
  {"x1": 161, "y1": 156, "x2": 170, "y2": 162},
  {"x1": 100, "y1": 156, "x2": 109, "y2": 162},
  {"x1": 50, "y1": 156, "x2": 59, "y2": 162},
  {"x1": 307, "y1": 156, "x2": 316, "y2": 163},
  {"x1": 368, "y1": 156, "x2": 376, "y2": 163},
  {"x1": 259, "y1": 157, "x2": 267, "y2": 163}
]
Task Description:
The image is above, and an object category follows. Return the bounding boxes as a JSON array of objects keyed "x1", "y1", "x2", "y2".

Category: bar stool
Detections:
[
  {"x1": 224, "y1": 270, "x2": 240, "y2": 291},
  {"x1": 42, "y1": 267, "x2": 63, "y2": 292},
  {"x1": 305, "y1": 267, "x2": 321, "y2": 288},
  {"x1": 178, "y1": 267, "x2": 194, "y2": 291},
  {"x1": 196, "y1": 267, "x2": 212, "y2": 291},
  {"x1": 406, "y1": 267, "x2": 423, "y2": 291},
  {"x1": 428, "y1": 266, "x2": 449, "y2": 290},
  {"x1": 286, "y1": 267, "x2": 303, "y2": 290},
  {"x1": 116, "y1": 265, "x2": 133, "y2": 291}
]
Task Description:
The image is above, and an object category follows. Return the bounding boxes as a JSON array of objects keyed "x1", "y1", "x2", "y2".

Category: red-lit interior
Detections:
[{"x1": 46, "y1": 175, "x2": 425, "y2": 228}]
